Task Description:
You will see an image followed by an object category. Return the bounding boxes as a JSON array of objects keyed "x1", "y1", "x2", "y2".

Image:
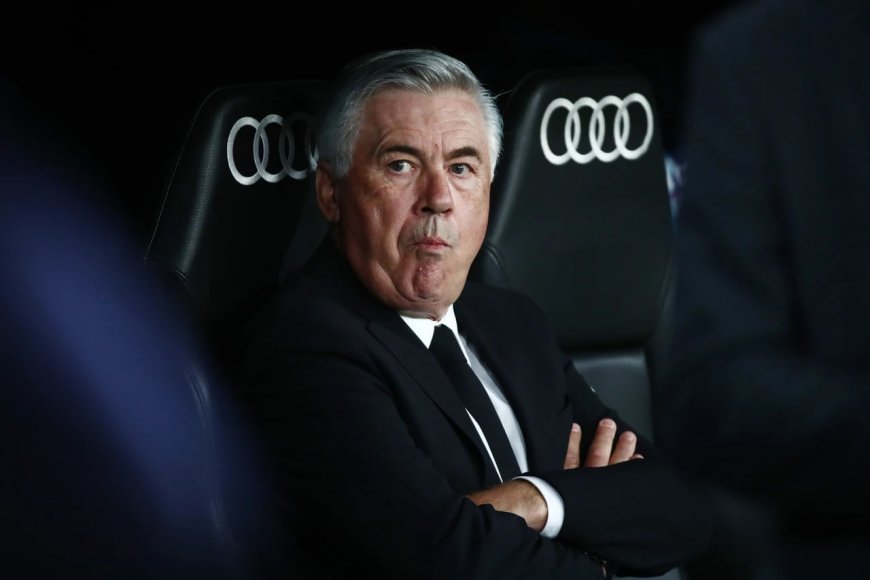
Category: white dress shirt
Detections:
[{"x1": 400, "y1": 305, "x2": 565, "y2": 538}]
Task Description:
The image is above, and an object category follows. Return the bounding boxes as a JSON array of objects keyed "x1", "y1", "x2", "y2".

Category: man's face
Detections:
[{"x1": 317, "y1": 88, "x2": 491, "y2": 320}]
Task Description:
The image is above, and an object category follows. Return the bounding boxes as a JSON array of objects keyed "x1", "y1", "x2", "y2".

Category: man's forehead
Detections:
[
  {"x1": 361, "y1": 90, "x2": 488, "y2": 152},
  {"x1": 363, "y1": 88, "x2": 484, "y2": 123}
]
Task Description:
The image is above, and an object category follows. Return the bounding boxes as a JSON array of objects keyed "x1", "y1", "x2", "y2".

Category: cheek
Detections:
[
  {"x1": 343, "y1": 193, "x2": 409, "y2": 253},
  {"x1": 477, "y1": 194, "x2": 490, "y2": 231},
  {"x1": 374, "y1": 191, "x2": 417, "y2": 236},
  {"x1": 461, "y1": 191, "x2": 490, "y2": 243},
  {"x1": 468, "y1": 219, "x2": 488, "y2": 255}
]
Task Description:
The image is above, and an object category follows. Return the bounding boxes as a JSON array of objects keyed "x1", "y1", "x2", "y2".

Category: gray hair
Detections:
[{"x1": 314, "y1": 48, "x2": 503, "y2": 181}]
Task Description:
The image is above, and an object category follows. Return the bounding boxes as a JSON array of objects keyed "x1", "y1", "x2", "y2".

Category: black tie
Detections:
[{"x1": 429, "y1": 324, "x2": 521, "y2": 481}]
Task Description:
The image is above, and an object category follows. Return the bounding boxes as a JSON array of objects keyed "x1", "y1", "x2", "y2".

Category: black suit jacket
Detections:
[
  {"x1": 659, "y1": 0, "x2": 870, "y2": 577},
  {"x1": 241, "y1": 241, "x2": 710, "y2": 579}
]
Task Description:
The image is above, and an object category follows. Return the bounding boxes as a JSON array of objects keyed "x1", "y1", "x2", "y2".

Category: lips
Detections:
[{"x1": 415, "y1": 236, "x2": 449, "y2": 249}]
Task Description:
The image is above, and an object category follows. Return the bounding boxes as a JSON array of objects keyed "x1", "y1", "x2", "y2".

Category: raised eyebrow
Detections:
[
  {"x1": 446, "y1": 146, "x2": 482, "y2": 164},
  {"x1": 381, "y1": 144, "x2": 423, "y2": 159}
]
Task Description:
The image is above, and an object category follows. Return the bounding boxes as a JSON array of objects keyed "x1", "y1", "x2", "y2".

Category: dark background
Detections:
[{"x1": 5, "y1": 2, "x2": 740, "y2": 243}]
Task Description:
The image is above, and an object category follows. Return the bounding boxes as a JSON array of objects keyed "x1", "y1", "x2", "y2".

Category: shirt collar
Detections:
[{"x1": 400, "y1": 305, "x2": 460, "y2": 349}]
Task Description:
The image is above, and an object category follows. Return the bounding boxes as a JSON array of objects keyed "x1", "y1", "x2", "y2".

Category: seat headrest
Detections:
[
  {"x1": 146, "y1": 80, "x2": 324, "y2": 334},
  {"x1": 472, "y1": 67, "x2": 672, "y2": 349}
]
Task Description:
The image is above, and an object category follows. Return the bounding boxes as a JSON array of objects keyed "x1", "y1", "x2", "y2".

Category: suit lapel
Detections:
[
  {"x1": 365, "y1": 316, "x2": 499, "y2": 483},
  {"x1": 309, "y1": 240, "x2": 499, "y2": 484},
  {"x1": 455, "y1": 298, "x2": 564, "y2": 470}
]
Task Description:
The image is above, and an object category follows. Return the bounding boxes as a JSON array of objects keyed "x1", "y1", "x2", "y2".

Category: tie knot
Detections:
[{"x1": 429, "y1": 324, "x2": 466, "y2": 366}]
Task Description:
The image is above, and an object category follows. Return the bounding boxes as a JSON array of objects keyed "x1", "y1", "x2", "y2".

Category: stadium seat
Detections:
[
  {"x1": 145, "y1": 80, "x2": 325, "y2": 364},
  {"x1": 144, "y1": 79, "x2": 326, "y2": 577},
  {"x1": 470, "y1": 66, "x2": 685, "y2": 579},
  {"x1": 471, "y1": 66, "x2": 673, "y2": 442}
]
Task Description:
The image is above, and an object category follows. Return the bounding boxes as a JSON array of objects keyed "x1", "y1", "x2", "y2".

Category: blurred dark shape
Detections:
[
  {"x1": 0, "y1": 78, "x2": 280, "y2": 579},
  {"x1": 656, "y1": 0, "x2": 870, "y2": 578}
]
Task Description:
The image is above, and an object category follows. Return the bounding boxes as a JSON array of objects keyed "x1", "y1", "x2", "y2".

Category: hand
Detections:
[
  {"x1": 466, "y1": 479, "x2": 548, "y2": 532},
  {"x1": 563, "y1": 419, "x2": 644, "y2": 469},
  {"x1": 466, "y1": 420, "x2": 644, "y2": 534}
]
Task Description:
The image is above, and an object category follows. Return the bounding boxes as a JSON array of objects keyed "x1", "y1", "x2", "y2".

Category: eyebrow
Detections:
[
  {"x1": 382, "y1": 144, "x2": 422, "y2": 159},
  {"x1": 446, "y1": 146, "x2": 483, "y2": 163},
  {"x1": 380, "y1": 144, "x2": 483, "y2": 163}
]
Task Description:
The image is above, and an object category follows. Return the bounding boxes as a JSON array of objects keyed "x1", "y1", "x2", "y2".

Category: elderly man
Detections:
[{"x1": 241, "y1": 49, "x2": 710, "y2": 579}]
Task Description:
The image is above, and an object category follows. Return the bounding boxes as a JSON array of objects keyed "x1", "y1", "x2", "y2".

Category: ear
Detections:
[{"x1": 315, "y1": 165, "x2": 341, "y2": 223}]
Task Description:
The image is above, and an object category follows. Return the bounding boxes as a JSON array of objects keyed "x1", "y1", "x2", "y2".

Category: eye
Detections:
[
  {"x1": 450, "y1": 163, "x2": 472, "y2": 176},
  {"x1": 388, "y1": 160, "x2": 413, "y2": 174}
]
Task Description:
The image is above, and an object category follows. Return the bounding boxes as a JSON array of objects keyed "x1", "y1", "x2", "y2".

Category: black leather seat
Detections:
[
  {"x1": 471, "y1": 67, "x2": 686, "y2": 580},
  {"x1": 472, "y1": 67, "x2": 673, "y2": 441},
  {"x1": 144, "y1": 80, "x2": 326, "y2": 577},
  {"x1": 145, "y1": 80, "x2": 326, "y2": 364}
]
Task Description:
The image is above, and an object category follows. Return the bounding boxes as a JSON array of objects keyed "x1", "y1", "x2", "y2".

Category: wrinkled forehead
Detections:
[
  {"x1": 359, "y1": 88, "x2": 489, "y2": 151},
  {"x1": 363, "y1": 86, "x2": 484, "y2": 118}
]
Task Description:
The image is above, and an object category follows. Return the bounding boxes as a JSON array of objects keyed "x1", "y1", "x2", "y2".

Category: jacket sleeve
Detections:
[
  {"x1": 539, "y1": 368, "x2": 712, "y2": 576},
  {"x1": 521, "y1": 295, "x2": 712, "y2": 576}
]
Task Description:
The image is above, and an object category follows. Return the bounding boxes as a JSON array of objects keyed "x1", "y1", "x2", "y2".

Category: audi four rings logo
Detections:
[
  {"x1": 539, "y1": 93, "x2": 654, "y2": 165},
  {"x1": 227, "y1": 113, "x2": 316, "y2": 185}
]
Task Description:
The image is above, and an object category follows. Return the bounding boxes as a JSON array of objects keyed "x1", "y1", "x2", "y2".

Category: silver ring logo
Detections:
[
  {"x1": 226, "y1": 113, "x2": 316, "y2": 185},
  {"x1": 539, "y1": 93, "x2": 654, "y2": 165}
]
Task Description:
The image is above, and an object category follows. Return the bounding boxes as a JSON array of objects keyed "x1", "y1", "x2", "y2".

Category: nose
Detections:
[{"x1": 419, "y1": 170, "x2": 453, "y2": 215}]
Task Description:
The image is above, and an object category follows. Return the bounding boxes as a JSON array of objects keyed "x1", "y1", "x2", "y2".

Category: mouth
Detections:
[{"x1": 414, "y1": 236, "x2": 450, "y2": 251}]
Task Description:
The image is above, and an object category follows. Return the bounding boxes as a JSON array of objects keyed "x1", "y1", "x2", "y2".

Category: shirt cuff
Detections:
[{"x1": 515, "y1": 475, "x2": 564, "y2": 538}]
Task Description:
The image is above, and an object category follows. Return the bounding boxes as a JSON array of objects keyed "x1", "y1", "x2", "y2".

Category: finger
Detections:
[
  {"x1": 630, "y1": 453, "x2": 644, "y2": 460},
  {"x1": 609, "y1": 430, "x2": 637, "y2": 464},
  {"x1": 563, "y1": 423, "x2": 581, "y2": 469},
  {"x1": 585, "y1": 418, "x2": 617, "y2": 467}
]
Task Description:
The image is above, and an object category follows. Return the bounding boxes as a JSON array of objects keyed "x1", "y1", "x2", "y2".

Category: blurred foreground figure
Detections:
[
  {"x1": 658, "y1": 1, "x2": 870, "y2": 578},
  {"x1": 0, "y1": 80, "x2": 277, "y2": 579}
]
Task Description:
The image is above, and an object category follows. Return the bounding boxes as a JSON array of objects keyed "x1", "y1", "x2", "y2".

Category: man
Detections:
[
  {"x1": 657, "y1": 1, "x2": 870, "y2": 578},
  {"x1": 241, "y1": 49, "x2": 710, "y2": 578}
]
